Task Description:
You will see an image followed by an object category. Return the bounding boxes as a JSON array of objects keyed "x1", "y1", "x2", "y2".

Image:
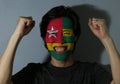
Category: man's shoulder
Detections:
[
  {"x1": 75, "y1": 61, "x2": 111, "y2": 73},
  {"x1": 26, "y1": 62, "x2": 49, "y2": 69},
  {"x1": 75, "y1": 61, "x2": 97, "y2": 67}
]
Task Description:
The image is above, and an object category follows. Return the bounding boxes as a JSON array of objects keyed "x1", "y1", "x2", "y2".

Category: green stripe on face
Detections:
[
  {"x1": 63, "y1": 17, "x2": 73, "y2": 29},
  {"x1": 63, "y1": 36, "x2": 74, "y2": 43}
]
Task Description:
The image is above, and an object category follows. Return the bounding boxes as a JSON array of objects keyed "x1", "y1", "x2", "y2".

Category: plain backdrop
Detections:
[{"x1": 0, "y1": 0, "x2": 120, "y2": 74}]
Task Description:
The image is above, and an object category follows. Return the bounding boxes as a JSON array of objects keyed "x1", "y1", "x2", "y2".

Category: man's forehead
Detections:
[{"x1": 47, "y1": 17, "x2": 73, "y2": 30}]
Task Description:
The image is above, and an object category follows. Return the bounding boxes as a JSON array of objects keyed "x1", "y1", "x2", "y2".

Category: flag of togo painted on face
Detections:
[
  {"x1": 45, "y1": 17, "x2": 75, "y2": 61},
  {"x1": 45, "y1": 17, "x2": 74, "y2": 43}
]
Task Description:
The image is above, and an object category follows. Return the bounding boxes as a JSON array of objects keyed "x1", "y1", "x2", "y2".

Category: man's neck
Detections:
[{"x1": 50, "y1": 56, "x2": 74, "y2": 68}]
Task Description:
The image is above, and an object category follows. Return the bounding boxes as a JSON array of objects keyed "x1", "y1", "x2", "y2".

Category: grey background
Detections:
[{"x1": 0, "y1": 0, "x2": 120, "y2": 74}]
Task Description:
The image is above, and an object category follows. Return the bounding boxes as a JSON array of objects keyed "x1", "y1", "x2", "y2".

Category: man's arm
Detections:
[
  {"x1": 88, "y1": 18, "x2": 120, "y2": 84},
  {"x1": 0, "y1": 16, "x2": 35, "y2": 84}
]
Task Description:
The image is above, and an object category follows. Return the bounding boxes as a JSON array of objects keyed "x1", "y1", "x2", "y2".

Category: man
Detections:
[{"x1": 0, "y1": 6, "x2": 120, "y2": 84}]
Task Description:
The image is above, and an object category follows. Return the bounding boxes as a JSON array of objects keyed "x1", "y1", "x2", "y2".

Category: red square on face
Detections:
[{"x1": 45, "y1": 18, "x2": 63, "y2": 43}]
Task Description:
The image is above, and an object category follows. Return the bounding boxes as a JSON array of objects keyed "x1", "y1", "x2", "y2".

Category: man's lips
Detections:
[{"x1": 54, "y1": 46, "x2": 67, "y2": 54}]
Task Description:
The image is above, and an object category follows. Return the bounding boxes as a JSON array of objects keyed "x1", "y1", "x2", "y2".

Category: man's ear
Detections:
[
  {"x1": 42, "y1": 37, "x2": 48, "y2": 49},
  {"x1": 74, "y1": 36, "x2": 78, "y2": 42},
  {"x1": 43, "y1": 38, "x2": 45, "y2": 42}
]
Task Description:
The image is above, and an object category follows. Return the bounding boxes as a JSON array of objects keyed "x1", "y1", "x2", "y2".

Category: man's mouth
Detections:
[{"x1": 54, "y1": 46, "x2": 67, "y2": 54}]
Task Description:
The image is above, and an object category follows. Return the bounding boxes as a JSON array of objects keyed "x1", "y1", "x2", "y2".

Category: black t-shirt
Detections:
[{"x1": 12, "y1": 61, "x2": 112, "y2": 84}]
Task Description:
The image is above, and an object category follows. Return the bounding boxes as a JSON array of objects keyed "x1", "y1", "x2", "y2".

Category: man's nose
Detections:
[
  {"x1": 59, "y1": 32, "x2": 65, "y2": 43},
  {"x1": 61, "y1": 38, "x2": 64, "y2": 44}
]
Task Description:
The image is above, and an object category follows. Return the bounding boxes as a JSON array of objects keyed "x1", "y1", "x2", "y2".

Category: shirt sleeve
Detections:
[
  {"x1": 12, "y1": 63, "x2": 40, "y2": 84},
  {"x1": 94, "y1": 63, "x2": 113, "y2": 84}
]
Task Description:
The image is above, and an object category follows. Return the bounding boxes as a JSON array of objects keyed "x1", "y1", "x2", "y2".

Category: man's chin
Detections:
[{"x1": 50, "y1": 51, "x2": 73, "y2": 61}]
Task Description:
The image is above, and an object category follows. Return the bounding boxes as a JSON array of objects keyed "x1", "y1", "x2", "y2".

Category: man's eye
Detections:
[
  {"x1": 63, "y1": 32, "x2": 71, "y2": 35},
  {"x1": 63, "y1": 29, "x2": 74, "y2": 36}
]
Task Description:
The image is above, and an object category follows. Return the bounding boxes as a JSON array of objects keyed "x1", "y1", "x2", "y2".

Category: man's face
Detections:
[{"x1": 45, "y1": 17, "x2": 75, "y2": 61}]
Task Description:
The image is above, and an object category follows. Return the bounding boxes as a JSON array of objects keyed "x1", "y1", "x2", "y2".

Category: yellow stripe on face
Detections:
[
  {"x1": 63, "y1": 29, "x2": 74, "y2": 36},
  {"x1": 46, "y1": 43, "x2": 74, "y2": 51}
]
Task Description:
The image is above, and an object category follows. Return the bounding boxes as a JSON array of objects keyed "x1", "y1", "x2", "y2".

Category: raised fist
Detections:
[
  {"x1": 14, "y1": 16, "x2": 35, "y2": 38},
  {"x1": 88, "y1": 18, "x2": 110, "y2": 40}
]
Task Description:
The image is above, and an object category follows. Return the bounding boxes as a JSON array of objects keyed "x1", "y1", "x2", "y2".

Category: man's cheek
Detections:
[
  {"x1": 46, "y1": 43, "x2": 54, "y2": 51},
  {"x1": 63, "y1": 36, "x2": 74, "y2": 43},
  {"x1": 66, "y1": 43, "x2": 74, "y2": 51},
  {"x1": 45, "y1": 34, "x2": 62, "y2": 43}
]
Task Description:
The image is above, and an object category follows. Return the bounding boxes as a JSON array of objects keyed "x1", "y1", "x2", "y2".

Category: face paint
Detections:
[{"x1": 45, "y1": 17, "x2": 74, "y2": 61}]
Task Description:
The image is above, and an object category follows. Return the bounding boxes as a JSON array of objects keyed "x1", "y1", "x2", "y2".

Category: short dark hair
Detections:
[{"x1": 40, "y1": 5, "x2": 81, "y2": 40}]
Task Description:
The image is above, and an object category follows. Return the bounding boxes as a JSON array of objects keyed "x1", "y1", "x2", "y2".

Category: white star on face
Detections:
[{"x1": 47, "y1": 26, "x2": 58, "y2": 38}]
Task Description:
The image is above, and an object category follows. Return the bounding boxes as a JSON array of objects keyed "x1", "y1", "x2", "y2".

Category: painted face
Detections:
[{"x1": 45, "y1": 17, "x2": 75, "y2": 61}]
